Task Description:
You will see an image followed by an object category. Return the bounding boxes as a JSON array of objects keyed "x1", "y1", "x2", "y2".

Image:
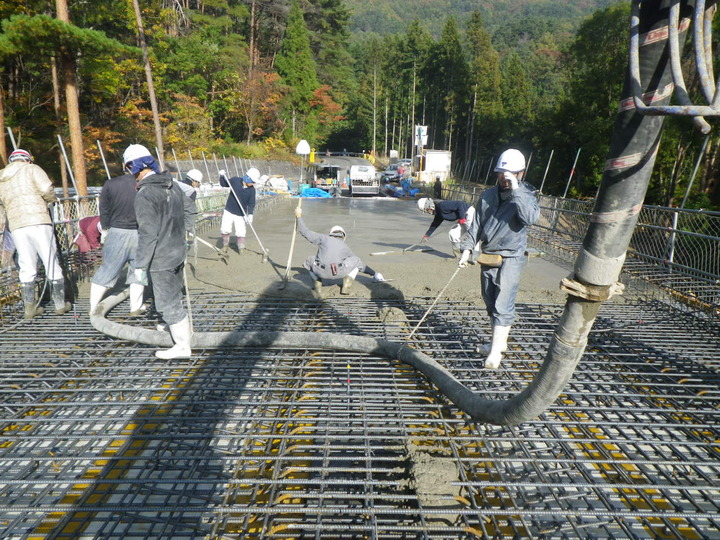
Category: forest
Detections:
[{"x1": 0, "y1": 0, "x2": 718, "y2": 209}]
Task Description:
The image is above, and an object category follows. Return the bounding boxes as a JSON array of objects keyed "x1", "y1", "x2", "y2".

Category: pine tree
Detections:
[
  {"x1": 465, "y1": 10, "x2": 502, "y2": 157},
  {"x1": 275, "y1": 0, "x2": 320, "y2": 140}
]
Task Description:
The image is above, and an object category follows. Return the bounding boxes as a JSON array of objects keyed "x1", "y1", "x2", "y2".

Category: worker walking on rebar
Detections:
[
  {"x1": 219, "y1": 167, "x2": 258, "y2": 255},
  {"x1": 0, "y1": 149, "x2": 71, "y2": 318},
  {"x1": 417, "y1": 197, "x2": 475, "y2": 257},
  {"x1": 295, "y1": 206, "x2": 385, "y2": 295},
  {"x1": 125, "y1": 144, "x2": 197, "y2": 359},
  {"x1": 458, "y1": 148, "x2": 540, "y2": 369},
  {"x1": 89, "y1": 169, "x2": 145, "y2": 316}
]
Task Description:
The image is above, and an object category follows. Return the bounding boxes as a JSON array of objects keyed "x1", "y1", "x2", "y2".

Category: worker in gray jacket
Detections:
[
  {"x1": 459, "y1": 148, "x2": 540, "y2": 369},
  {"x1": 125, "y1": 144, "x2": 197, "y2": 359},
  {"x1": 295, "y1": 207, "x2": 384, "y2": 294}
]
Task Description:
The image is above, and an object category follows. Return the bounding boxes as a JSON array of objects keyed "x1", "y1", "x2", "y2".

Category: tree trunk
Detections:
[
  {"x1": 55, "y1": 0, "x2": 88, "y2": 196},
  {"x1": 0, "y1": 73, "x2": 6, "y2": 164},
  {"x1": 51, "y1": 57, "x2": 69, "y2": 197},
  {"x1": 132, "y1": 0, "x2": 165, "y2": 170},
  {"x1": 249, "y1": 0, "x2": 257, "y2": 74}
]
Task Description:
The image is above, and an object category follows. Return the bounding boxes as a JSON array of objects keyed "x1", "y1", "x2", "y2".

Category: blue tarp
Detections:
[{"x1": 300, "y1": 187, "x2": 332, "y2": 198}]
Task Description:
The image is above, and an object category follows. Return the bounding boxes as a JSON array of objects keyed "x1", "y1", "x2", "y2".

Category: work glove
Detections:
[
  {"x1": 458, "y1": 250, "x2": 472, "y2": 268},
  {"x1": 503, "y1": 172, "x2": 519, "y2": 190},
  {"x1": 420, "y1": 235, "x2": 429, "y2": 244},
  {"x1": 218, "y1": 169, "x2": 227, "y2": 178},
  {"x1": 100, "y1": 230, "x2": 107, "y2": 245},
  {"x1": 133, "y1": 268, "x2": 148, "y2": 286},
  {"x1": 295, "y1": 207, "x2": 302, "y2": 219}
]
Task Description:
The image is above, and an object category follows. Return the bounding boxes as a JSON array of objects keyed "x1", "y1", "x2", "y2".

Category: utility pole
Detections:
[{"x1": 132, "y1": 0, "x2": 165, "y2": 170}]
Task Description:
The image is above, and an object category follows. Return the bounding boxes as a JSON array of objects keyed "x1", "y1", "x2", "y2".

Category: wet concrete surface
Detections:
[{"x1": 182, "y1": 195, "x2": 574, "y2": 305}]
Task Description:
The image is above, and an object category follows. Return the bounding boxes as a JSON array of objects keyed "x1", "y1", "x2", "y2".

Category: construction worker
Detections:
[
  {"x1": 126, "y1": 144, "x2": 197, "y2": 359},
  {"x1": 295, "y1": 206, "x2": 385, "y2": 294},
  {"x1": 417, "y1": 197, "x2": 474, "y2": 256},
  {"x1": 0, "y1": 149, "x2": 71, "y2": 318},
  {"x1": 433, "y1": 176, "x2": 443, "y2": 199},
  {"x1": 175, "y1": 168, "x2": 202, "y2": 201},
  {"x1": 219, "y1": 167, "x2": 258, "y2": 254},
  {"x1": 89, "y1": 169, "x2": 145, "y2": 316},
  {"x1": 458, "y1": 148, "x2": 540, "y2": 369}
]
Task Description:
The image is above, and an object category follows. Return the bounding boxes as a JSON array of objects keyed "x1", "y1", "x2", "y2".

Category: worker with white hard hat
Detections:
[
  {"x1": 417, "y1": 197, "x2": 475, "y2": 257},
  {"x1": 90, "y1": 161, "x2": 145, "y2": 316},
  {"x1": 125, "y1": 144, "x2": 197, "y2": 360},
  {"x1": 179, "y1": 169, "x2": 203, "y2": 201},
  {"x1": 295, "y1": 207, "x2": 385, "y2": 295},
  {"x1": 0, "y1": 148, "x2": 71, "y2": 318},
  {"x1": 458, "y1": 148, "x2": 540, "y2": 369},
  {"x1": 218, "y1": 167, "x2": 259, "y2": 254}
]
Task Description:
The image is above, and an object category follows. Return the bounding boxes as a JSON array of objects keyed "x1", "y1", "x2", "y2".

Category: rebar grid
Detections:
[{"x1": 0, "y1": 293, "x2": 718, "y2": 539}]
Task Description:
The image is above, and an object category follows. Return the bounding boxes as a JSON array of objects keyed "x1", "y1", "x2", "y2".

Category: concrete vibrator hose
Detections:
[{"x1": 91, "y1": 288, "x2": 582, "y2": 426}]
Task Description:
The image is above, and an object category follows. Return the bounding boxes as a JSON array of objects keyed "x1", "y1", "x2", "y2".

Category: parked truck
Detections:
[
  {"x1": 347, "y1": 163, "x2": 379, "y2": 196},
  {"x1": 309, "y1": 162, "x2": 342, "y2": 192}
]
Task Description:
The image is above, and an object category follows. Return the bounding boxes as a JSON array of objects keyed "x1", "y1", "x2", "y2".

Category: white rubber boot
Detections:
[
  {"x1": 155, "y1": 316, "x2": 192, "y2": 359},
  {"x1": 89, "y1": 283, "x2": 108, "y2": 314},
  {"x1": 485, "y1": 325, "x2": 510, "y2": 369},
  {"x1": 128, "y1": 283, "x2": 146, "y2": 316},
  {"x1": 51, "y1": 280, "x2": 72, "y2": 315}
]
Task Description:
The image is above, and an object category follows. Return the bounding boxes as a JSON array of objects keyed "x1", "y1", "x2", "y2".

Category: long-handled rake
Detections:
[
  {"x1": 189, "y1": 233, "x2": 229, "y2": 264},
  {"x1": 279, "y1": 198, "x2": 301, "y2": 290}
]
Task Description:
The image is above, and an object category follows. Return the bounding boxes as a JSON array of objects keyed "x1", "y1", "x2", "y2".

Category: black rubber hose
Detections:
[{"x1": 91, "y1": 289, "x2": 582, "y2": 426}]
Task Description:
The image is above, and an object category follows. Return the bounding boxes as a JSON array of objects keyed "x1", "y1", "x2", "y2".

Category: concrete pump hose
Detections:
[{"x1": 91, "y1": 289, "x2": 586, "y2": 426}]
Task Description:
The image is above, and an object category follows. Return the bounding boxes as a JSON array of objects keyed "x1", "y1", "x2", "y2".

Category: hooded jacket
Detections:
[
  {"x1": 460, "y1": 182, "x2": 539, "y2": 257},
  {"x1": 134, "y1": 172, "x2": 197, "y2": 272},
  {"x1": 0, "y1": 161, "x2": 57, "y2": 231}
]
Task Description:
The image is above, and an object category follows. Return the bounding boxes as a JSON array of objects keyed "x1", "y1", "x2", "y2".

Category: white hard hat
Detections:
[
  {"x1": 122, "y1": 144, "x2": 152, "y2": 165},
  {"x1": 245, "y1": 167, "x2": 260, "y2": 183},
  {"x1": 186, "y1": 169, "x2": 203, "y2": 183},
  {"x1": 417, "y1": 198, "x2": 435, "y2": 213},
  {"x1": 494, "y1": 148, "x2": 526, "y2": 173},
  {"x1": 329, "y1": 225, "x2": 346, "y2": 239},
  {"x1": 9, "y1": 149, "x2": 33, "y2": 163}
]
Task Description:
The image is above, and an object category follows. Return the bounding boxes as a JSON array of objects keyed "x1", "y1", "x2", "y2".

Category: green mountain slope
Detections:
[{"x1": 349, "y1": 0, "x2": 619, "y2": 36}]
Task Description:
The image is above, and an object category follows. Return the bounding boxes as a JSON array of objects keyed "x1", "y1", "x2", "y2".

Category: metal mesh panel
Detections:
[{"x1": 0, "y1": 293, "x2": 717, "y2": 539}]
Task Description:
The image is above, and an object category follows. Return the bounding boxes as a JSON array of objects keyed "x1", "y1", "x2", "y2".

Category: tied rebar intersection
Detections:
[{"x1": 1, "y1": 292, "x2": 718, "y2": 539}]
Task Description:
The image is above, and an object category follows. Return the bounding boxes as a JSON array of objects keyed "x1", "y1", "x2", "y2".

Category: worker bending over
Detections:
[
  {"x1": 417, "y1": 197, "x2": 475, "y2": 257},
  {"x1": 295, "y1": 207, "x2": 385, "y2": 294}
]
